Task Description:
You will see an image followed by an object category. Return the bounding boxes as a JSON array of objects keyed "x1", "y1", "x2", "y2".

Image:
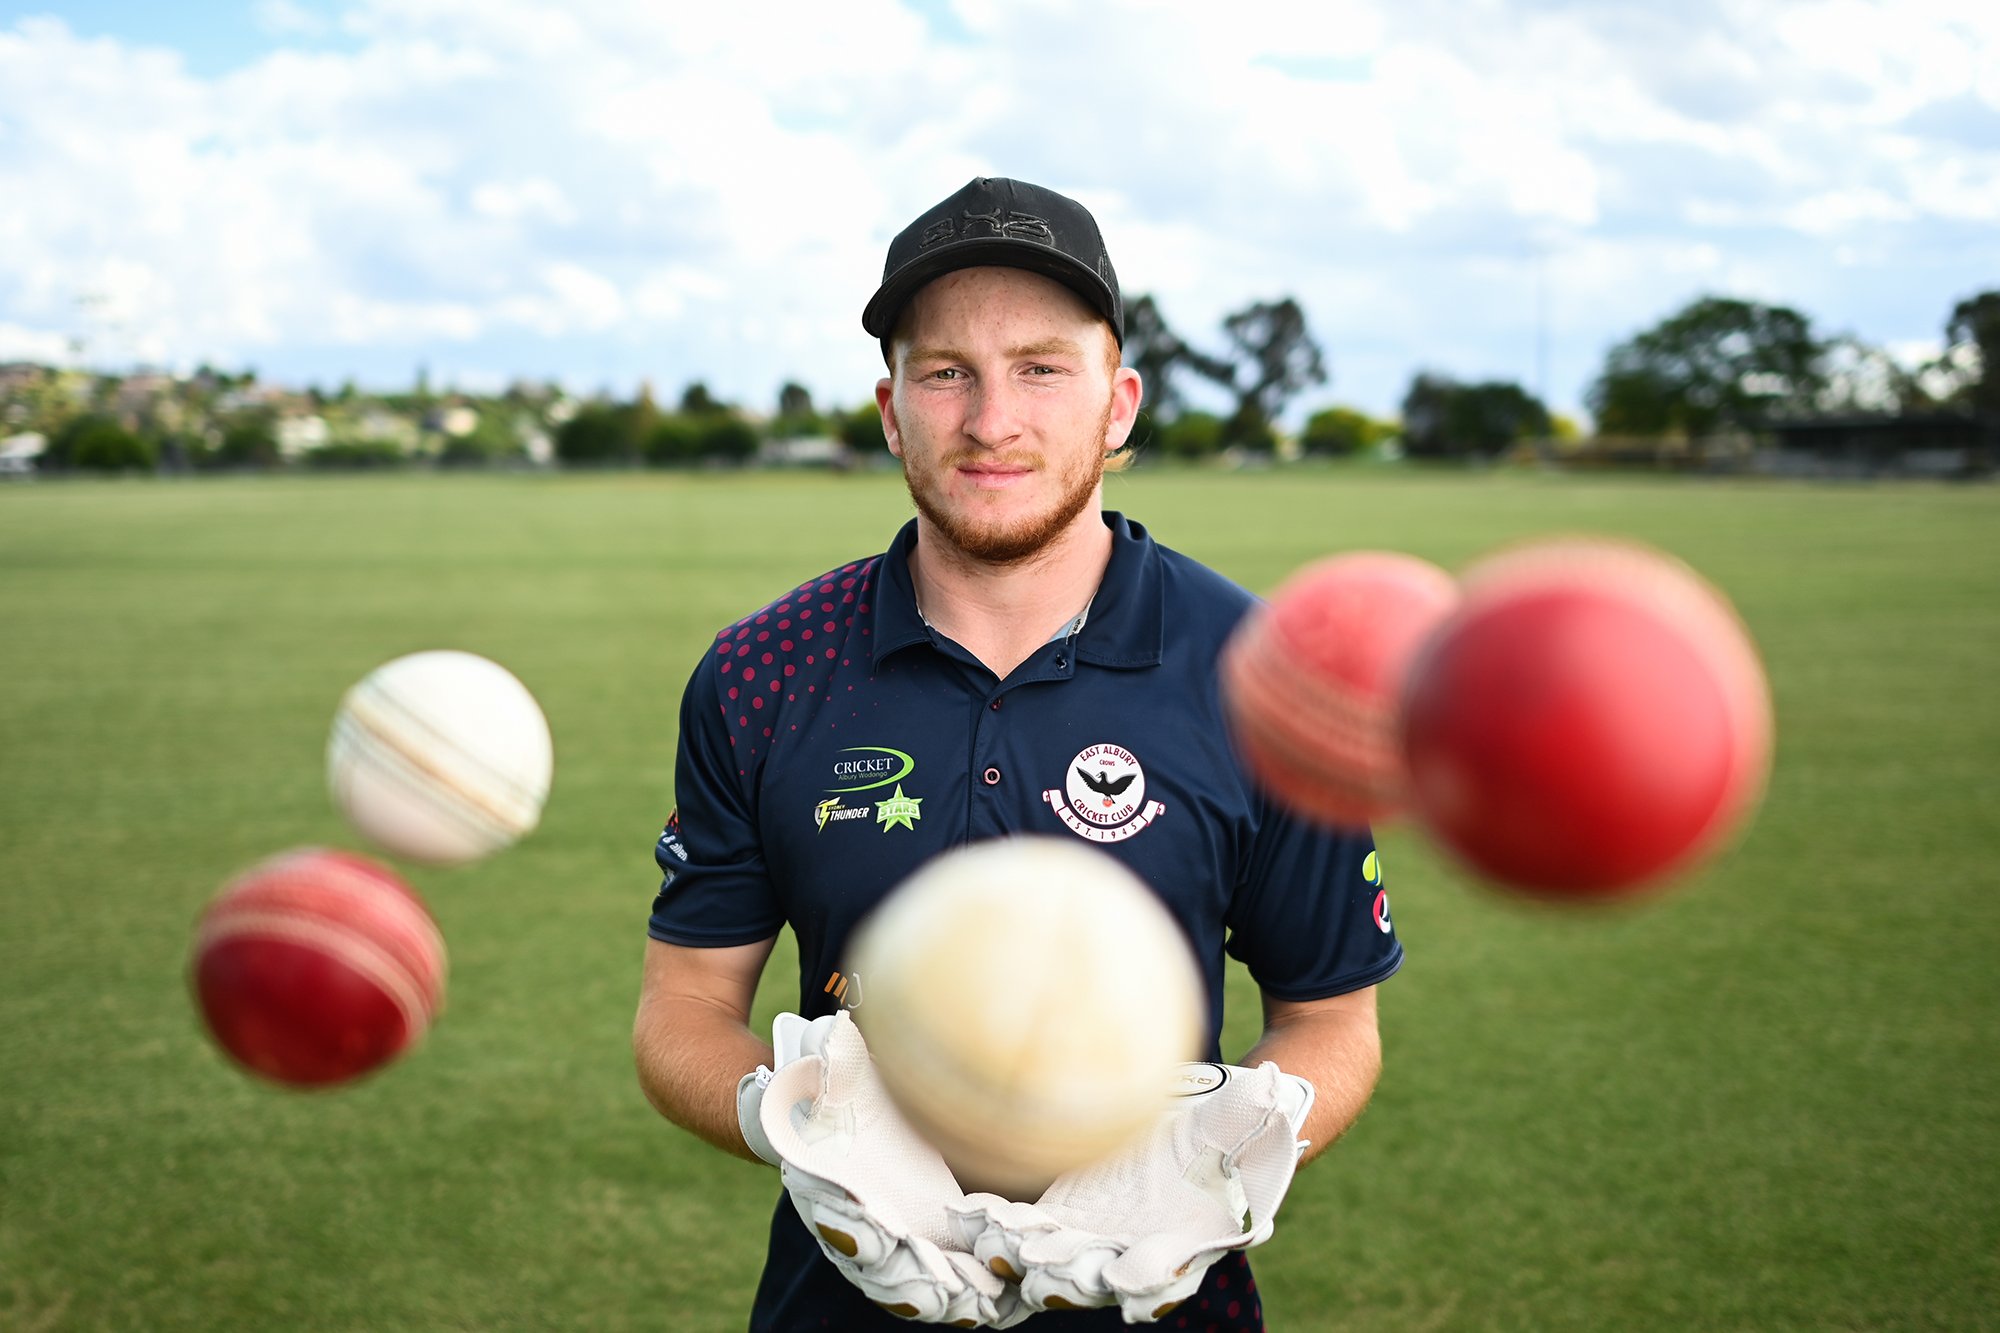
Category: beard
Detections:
[{"x1": 901, "y1": 395, "x2": 1113, "y2": 566}]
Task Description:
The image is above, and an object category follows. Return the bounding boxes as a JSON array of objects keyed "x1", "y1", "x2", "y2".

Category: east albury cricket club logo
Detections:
[{"x1": 1043, "y1": 742, "x2": 1166, "y2": 844}]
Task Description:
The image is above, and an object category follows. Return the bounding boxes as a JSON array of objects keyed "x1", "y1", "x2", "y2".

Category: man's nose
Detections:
[{"x1": 962, "y1": 379, "x2": 1024, "y2": 448}]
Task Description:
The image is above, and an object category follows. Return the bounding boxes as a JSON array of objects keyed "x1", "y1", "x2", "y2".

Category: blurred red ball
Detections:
[
  {"x1": 1401, "y1": 539, "x2": 1772, "y2": 898},
  {"x1": 191, "y1": 848, "x2": 446, "y2": 1086},
  {"x1": 1222, "y1": 551, "x2": 1461, "y2": 827}
]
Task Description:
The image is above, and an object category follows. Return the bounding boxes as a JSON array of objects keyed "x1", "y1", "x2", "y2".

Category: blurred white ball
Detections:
[
  {"x1": 849, "y1": 836, "x2": 1205, "y2": 1198},
  {"x1": 328, "y1": 650, "x2": 553, "y2": 867}
]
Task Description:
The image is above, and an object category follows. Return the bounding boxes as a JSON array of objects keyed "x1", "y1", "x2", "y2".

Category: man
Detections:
[{"x1": 634, "y1": 177, "x2": 1401, "y2": 1330}]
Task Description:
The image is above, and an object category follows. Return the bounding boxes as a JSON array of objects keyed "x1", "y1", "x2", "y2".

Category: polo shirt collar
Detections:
[{"x1": 866, "y1": 512, "x2": 1164, "y2": 670}]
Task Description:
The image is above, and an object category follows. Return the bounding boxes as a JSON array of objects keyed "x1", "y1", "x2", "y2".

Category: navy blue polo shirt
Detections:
[{"x1": 650, "y1": 511, "x2": 1400, "y2": 1331}]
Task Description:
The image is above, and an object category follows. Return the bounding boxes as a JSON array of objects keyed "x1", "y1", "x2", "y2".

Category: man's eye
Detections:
[{"x1": 930, "y1": 368, "x2": 962, "y2": 381}]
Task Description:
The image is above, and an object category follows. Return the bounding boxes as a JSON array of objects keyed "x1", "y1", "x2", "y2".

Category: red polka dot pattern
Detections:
[{"x1": 705, "y1": 557, "x2": 882, "y2": 765}]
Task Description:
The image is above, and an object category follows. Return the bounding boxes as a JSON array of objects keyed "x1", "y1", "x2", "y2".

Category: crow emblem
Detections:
[{"x1": 1077, "y1": 767, "x2": 1137, "y2": 804}]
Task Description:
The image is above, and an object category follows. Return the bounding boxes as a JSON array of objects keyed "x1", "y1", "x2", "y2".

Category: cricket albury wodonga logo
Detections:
[
  {"x1": 1043, "y1": 742, "x2": 1166, "y2": 844},
  {"x1": 825, "y1": 746, "x2": 915, "y2": 793}
]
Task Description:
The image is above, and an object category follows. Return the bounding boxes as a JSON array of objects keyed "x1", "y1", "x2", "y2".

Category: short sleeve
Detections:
[
  {"x1": 1223, "y1": 791, "x2": 1403, "y2": 1001},
  {"x1": 647, "y1": 654, "x2": 786, "y2": 947}
]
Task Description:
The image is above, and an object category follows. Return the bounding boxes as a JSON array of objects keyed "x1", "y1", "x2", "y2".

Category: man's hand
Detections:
[
  {"x1": 757, "y1": 1012, "x2": 1029, "y2": 1327},
  {"x1": 949, "y1": 1061, "x2": 1315, "y2": 1323}
]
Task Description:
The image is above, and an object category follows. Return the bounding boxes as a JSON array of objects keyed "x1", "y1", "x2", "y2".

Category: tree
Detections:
[
  {"x1": 644, "y1": 414, "x2": 701, "y2": 466},
  {"x1": 214, "y1": 415, "x2": 279, "y2": 469},
  {"x1": 46, "y1": 414, "x2": 152, "y2": 472},
  {"x1": 1588, "y1": 296, "x2": 1828, "y2": 437},
  {"x1": 1122, "y1": 295, "x2": 1234, "y2": 421},
  {"x1": 554, "y1": 402, "x2": 640, "y2": 464},
  {"x1": 1156, "y1": 410, "x2": 1224, "y2": 461},
  {"x1": 439, "y1": 410, "x2": 524, "y2": 466},
  {"x1": 696, "y1": 414, "x2": 758, "y2": 464},
  {"x1": 837, "y1": 404, "x2": 887, "y2": 456},
  {"x1": 1944, "y1": 290, "x2": 2000, "y2": 417},
  {"x1": 1299, "y1": 405, "x2": 1394, "y2": 457},
  {"x1": 1215, "y1": 298, "x2": 1328, "y2": 449},
  {"x1": 773, "y1": 381, "x2": 821, "y2": 439},
  {"x1": 1815, "y1": 336, "x2": 1930, "y2": 415},
  {"x1": 680, "y1": 381, "x2": 721, "y2": 416},
  {"x1": 1401, "y1": 373, "x2": 1550, "y2": 458}
]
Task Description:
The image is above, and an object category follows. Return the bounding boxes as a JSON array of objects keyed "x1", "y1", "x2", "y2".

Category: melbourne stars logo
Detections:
[
  {"x1": 1043, "y1": 742, "x2": 1166, "y2": 844},
  {"x1": 875, "y1": 785, "x2": 922, "y2": 832}
]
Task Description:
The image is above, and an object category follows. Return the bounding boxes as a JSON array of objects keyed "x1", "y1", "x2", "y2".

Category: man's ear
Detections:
[
  {"x1": 1105, "y1": 366, "x2": 1143, "y2": 451},
  {"x1": 876, "y1": 377, "x2": 902, "y2": 459}
]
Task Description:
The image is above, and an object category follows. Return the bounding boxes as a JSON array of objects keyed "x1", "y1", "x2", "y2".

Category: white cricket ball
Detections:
[
  {"x1": 327, "y1": 650, "x2": 554, "y2": 867},
  {"x1": 848, "y1": 836, "x2": 1205, "y2": 1198}
]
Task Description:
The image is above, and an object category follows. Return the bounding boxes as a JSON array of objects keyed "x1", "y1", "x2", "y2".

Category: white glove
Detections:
[
  {"x1": 950, "y1": 1061, "x2": 1315, "y2": 1323},
  {"x1": 736, "y1": 1011, "x2": 835, "y2": 1167},
  {"x1": 757, "y1": 1012, "x2": 1031, "y2": 1327}
]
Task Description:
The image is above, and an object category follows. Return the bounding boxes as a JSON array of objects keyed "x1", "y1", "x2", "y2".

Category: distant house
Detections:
[
  {"x1": 756, "y1": 436, "x2": 854, "y2": 469},
  {"x1": 0, "y1": 431, "x2": 45, "y2": 476},
  {"x1": 1762, "y1": 413, "x2": 1996, "y2": 478},
  {"x1": 276, "y1": 414, "x2": 330, "y2": 459}
]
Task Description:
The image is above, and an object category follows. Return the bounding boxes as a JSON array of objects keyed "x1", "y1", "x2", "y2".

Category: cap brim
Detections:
[{"x1": 862, "y1": 240, "x2": 1119, "y2": 341}]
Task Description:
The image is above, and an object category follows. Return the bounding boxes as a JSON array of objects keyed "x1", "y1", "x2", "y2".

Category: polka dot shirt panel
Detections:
[{"x1": 710, "y1": 556, "x2": 879, "y2": 765}]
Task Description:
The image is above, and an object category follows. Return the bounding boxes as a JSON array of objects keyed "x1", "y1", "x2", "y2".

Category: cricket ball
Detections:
[
  {"x1": 191, "y1": 848, "x2": 447, "y2": 1086},
  {"x1": 848, "y1": 837, "x2": 1205, "y2": 1198},
  {"x1": 328, "y1": 649, "x2": 553, "y2": 867},
  {"x1": 1221, "y1": 551, "x2": 1461, "y2": 828},
  {"x1": 1400, "y1": 538, "x2": 1773, "y2": 898}
]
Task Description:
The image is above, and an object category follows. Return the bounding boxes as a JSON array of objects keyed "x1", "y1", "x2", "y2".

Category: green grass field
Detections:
[{"x1": 2, "y1": 468, "x2": 1995, "y2": 1331}]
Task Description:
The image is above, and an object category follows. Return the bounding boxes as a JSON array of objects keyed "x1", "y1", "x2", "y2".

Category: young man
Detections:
[{"x1": 634, "y1": 177, "x2": 1401, "y2": 1331}]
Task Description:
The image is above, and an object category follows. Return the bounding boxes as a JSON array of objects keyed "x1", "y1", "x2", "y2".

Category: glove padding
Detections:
[
  {"x1": 736, "y1": 1011, "x2": 835, "y2": 1168},
  {"x1": 757, "y1": 1012, "x2": 1030, "y2": 1327},
  {"x1": 949, "y1": 1061, "x2": 1315, "y2": 1324}
]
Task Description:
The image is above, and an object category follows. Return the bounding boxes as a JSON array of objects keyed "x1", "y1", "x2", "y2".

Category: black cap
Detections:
[{"x1": 862, "y1": 177, "x2": 1123, "y2": 348}]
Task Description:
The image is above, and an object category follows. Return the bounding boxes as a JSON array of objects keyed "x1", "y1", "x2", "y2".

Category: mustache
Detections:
[{"x1": 943, "y1": 452, "x2": 1045, "y2": 471}]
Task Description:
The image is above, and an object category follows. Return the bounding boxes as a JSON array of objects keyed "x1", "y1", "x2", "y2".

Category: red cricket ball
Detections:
[
  {"x1": 1222, "y1": 551, "x2": 1461, "y2": 828},
  {"x1": 191, "y1": 848, "x2": 447, "y2": 1086},
  {"x1": 1400, "y1": 538, "x2": 1773, "y2": 898}
]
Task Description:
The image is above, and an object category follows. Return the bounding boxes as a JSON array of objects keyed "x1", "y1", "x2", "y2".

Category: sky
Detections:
[{"x1": 1, "y1": 0, "x2": 1995, "y2": 424}]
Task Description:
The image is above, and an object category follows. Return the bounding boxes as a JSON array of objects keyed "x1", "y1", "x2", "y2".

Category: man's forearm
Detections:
[
  {"x1": 634, "y1": 992, "x2": 773, "y2": 1162},
  {"x1": 633, "y1": 937, "x2": 779, "y2": 1164},
  {"x1": 1240, "y1": 989, "x2": 1383, "y2": 1165}
]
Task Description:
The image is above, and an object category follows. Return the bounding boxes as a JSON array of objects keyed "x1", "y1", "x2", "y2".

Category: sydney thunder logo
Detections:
[{"x1": 1043, "y1": 742, "x2": 1165, "y2": 844}]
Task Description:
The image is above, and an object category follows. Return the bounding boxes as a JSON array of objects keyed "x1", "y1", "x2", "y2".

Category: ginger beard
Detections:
[{"x1": 897, "y1": 391, "x2": 1115, "y2": 566}]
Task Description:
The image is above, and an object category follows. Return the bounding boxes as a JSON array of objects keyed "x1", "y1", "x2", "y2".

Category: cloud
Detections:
[
  {"x1": 0, "y1": 0, "x2": 1994, "y2": 418},
  {"x1": 254, "y1": 0, "x2": 331, "y2": 39}
]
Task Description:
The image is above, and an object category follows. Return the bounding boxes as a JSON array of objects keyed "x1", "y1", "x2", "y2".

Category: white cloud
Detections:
[
  {"x1": 0, "y1": 0, "x2": 1994, "y2": 417},
  {"x1": 254, "y1": 0, "x2": 331, "y2": 39}
]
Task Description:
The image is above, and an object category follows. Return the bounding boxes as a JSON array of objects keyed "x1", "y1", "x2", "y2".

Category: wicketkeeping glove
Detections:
[
  {"x1": 736, "y1": 1011, "x2": 834, "y2": 1167},
  {"x1": 756, "y1": 1012, "x2": 1030, "y2": 1327},
  {"x1": 949, "y1": 1061, "x2": 1315, "y2": 1323}
]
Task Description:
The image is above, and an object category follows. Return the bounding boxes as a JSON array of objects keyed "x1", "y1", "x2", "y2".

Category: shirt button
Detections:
[
  {"x1": 990, "y1": 698, "x2": 1002, "y2": 711},
  {"x1": 982, "y1": 766, "x2": 1002, "y2": 786}
]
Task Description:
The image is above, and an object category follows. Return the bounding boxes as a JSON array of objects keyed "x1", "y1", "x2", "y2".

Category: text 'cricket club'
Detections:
[{"x1": 1043, "y1": 742, "x2": 1166, "y2": 844}]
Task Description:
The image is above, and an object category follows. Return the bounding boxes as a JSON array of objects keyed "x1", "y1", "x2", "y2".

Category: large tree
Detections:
[
  {"x1": 1121, "y1": 294, "x2": 1232, "y2": 420},
  {"x1": 1944, "y1": 290, "x2": 2000, "y2": 417},
  {"x1": 1216, "y1": 298, "x2": 1327, "y2": 447},
  {"x1": 1588, "y1": 296, "x2": 1828, "y2": 437}
]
